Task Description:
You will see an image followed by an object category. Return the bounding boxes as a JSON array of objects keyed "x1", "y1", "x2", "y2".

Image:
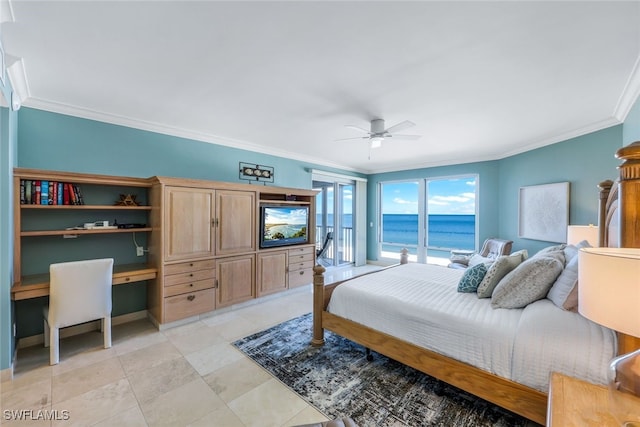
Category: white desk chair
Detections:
[{"x1": 44, "y1": 258, "x2": 114, "y2": 365}]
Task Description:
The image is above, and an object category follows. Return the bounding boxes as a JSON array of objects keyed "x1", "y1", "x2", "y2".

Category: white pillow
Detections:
[{"x1": 491, "y1": 255, "x2": 564, "y2": 309}]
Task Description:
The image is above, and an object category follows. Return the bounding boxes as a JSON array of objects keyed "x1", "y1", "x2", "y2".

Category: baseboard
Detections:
[{"x1": 17, "y1": 310, "x2": 149, "y2": 349}]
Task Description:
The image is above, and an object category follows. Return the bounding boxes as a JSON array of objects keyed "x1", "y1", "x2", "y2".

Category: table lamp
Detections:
[
  {"x1": 579, "y1": 247, "x2": 640, "y2": 426},
  {"x1": 567, "y1": 224, "x2": 599, "y2": 246}
]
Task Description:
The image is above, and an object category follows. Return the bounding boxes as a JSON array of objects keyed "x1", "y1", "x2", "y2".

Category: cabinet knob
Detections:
[
  {"x1": 125, "y1": 277, "x2": 130, "y2": 281},
  {"x1": 190, "y1": 263, "x2": 194, "y2": 267},
  {"x1": 189, "y1": 273, "x2": 193, "y2": 277},
  {"x1": 299, "y1": 271, "x2": 304, "y2": 275},
  {"x1": 187, "y1": 295, "x2": 195, "y2": 301}
]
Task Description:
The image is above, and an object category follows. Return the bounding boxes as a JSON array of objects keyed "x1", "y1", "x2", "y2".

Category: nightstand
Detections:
[{"x1": 547, "y1": 372, "x2": 632, "y2": 426}]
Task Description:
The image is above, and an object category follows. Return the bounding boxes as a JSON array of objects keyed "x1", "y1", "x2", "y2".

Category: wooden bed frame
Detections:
[{"x1": 311, "y1": 141, "x2": 640, "y2": 425}]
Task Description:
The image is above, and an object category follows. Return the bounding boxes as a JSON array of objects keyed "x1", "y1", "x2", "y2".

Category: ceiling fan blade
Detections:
[
  {"x1": 384, "y1": 120, "x2": 415, "y2": 134},
  {"x1": 345, "y1": 124, "x2": 371, "y2": 134},
  {"x1": 387, "y1": 134, "x2": 421, "y2": 140},
  {"x1": 334, "y1": 136, "x2": 369, "y2": 142}
]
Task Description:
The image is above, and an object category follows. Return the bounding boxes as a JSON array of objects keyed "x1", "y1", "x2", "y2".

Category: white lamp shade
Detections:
[
  {"x1": 578, "y1": 247, "x2": 640, "y2": 338},
  {"x1": 567, "y1": 224, "x2": 599, "y2": 246}
]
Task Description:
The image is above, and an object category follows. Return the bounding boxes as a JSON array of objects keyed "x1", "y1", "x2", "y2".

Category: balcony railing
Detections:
[{"x1": 316, "y1": 226, "x2": 354, "y2": 265}]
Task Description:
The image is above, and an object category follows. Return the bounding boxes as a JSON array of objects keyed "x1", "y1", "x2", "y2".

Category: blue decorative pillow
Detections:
[{"x1": 457, "y1": 263, "x2": 488, "y2": 293}]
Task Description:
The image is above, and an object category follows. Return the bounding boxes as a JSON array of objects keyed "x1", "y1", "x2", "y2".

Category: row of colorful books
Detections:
[{"x1": 20, "y1": 180, "x2": 85, "y2": 205}]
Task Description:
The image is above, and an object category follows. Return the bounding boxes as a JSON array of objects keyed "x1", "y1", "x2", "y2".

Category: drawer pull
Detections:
[
  {"x1": 299, "y1": 271, "x2": 304, "y2": 275},
  {"x1": 189, "y1": 283, "x2": 194, "y2": 287},
  {"x1": 187, "y1": 295, "x2": 195, "y2": 301},
  {"x1": 190, "y1": 263, "x2": 194, "y2": 267},
  {"x1": 125, "y1": 277, "x2": 130, "y2": 281},
  {"x1": 189, "y1": 273, "x2": 193, "y2": 277}
]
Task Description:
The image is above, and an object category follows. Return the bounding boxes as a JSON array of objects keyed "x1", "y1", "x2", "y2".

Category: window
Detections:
[{"x1": 379, "y1": 175, "x2": 477, "y2": 263}]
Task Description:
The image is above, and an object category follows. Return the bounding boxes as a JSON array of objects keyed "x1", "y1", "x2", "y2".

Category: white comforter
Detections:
[{"x1": 327, "y1": 262, "x2": 617, "y2": 392}]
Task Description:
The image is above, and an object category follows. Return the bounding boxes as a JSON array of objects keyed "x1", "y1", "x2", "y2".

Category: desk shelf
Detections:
[
  {"x1": 11, "y1": 263, "x2": 158, "y2": 300},
  {"x1": 21, "y1": 227, "x2": 152, "y2": 237}
]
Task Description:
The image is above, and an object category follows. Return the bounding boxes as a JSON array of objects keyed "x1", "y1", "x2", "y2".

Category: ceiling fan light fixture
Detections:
[{"x1": 370, "y1": 137, "x2": 384, "y2": 148}]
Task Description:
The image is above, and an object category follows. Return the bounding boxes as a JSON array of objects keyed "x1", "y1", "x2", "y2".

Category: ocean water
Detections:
[
  {"x1": 382, "y1": 214, "x2": 475, "y2": 251},
  {"x1": 317, "y1": 214, "x2": 475, "y2": 251}
]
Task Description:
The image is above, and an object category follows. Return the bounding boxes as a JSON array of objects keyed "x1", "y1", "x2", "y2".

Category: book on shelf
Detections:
[
  {"x1": 19, "y1": 179, "x2": 85, "y2": 205},
  {"x1": 41, "y1": 180, "x2": 49, "y2": 205}
]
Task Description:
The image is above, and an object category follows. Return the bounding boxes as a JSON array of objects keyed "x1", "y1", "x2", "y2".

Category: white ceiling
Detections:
[{"x1": 2, "y1": 1, "x2": 640, "y2": 174}]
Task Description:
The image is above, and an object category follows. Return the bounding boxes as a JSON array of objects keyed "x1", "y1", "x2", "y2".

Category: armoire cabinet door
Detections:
[
  {"x1": 164, "y1": 186, "x2": 215, "y2": 261},
  {"x1": 217, "y1": 254, "x2": 255, "y2": 307},
  {"x1": 216, "y1": 190, "x2": 256, "y2": 255}
]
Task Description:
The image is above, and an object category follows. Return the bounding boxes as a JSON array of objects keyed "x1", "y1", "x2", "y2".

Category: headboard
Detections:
[{"x1": 598, "y1": 141, "x2": 640, "y2": 354}]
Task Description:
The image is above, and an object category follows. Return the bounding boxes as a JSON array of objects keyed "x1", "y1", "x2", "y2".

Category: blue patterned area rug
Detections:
[{"x1": 233, "y1": 313, "x2": 536, "y2": 427}]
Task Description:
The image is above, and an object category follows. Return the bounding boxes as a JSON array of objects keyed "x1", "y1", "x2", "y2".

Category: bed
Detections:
[{"x1": 311, "y1": 141, "x2": 640, "y2": 425}]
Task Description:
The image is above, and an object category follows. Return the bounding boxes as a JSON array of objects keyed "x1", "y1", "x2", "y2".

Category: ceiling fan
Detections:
[{"x1": 336, "y1": 119, "x2": 421, "y2": 148}]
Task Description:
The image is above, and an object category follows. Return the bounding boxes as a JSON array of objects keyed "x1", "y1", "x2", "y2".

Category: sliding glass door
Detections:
[
  {"x1": 379, "y1": 175, "x2": 477, "y2": 263},
  {"x1": 313, "y1": 179, "x2": 356, "y2": 267}
]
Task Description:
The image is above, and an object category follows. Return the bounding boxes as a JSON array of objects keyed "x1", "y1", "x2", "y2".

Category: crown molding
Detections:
[
  {"x1": 22, "y1": 98, "x2": 366, "y2": 173},
  {"x1": 19, "y1": 97, "x2": 627, "y2": 176},
  {"x1": 614, "y1": 54, "x2": 640, "y2": 122}
]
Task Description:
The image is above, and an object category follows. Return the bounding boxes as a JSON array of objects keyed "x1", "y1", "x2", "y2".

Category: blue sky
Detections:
[{"x1": 382, "y1": 177, "x2": 476, "y2": 215}]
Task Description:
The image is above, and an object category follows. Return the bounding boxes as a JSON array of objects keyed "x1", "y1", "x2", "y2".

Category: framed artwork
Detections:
[{"x1": 518, "y1": 182, "x2": 570, "y2": 243}]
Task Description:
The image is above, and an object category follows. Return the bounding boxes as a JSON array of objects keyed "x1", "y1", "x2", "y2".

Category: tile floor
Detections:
[{"x1": 1, "y1": 264, "x2": 382, "y2": 427}]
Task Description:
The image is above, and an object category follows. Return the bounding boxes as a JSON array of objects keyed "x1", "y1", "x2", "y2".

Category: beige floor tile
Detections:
[
  {"x1": 92, "y1": 405, "x2": 148, "y2": 427},
  {"x1": 1, "y1": 365, "x2": 52, "y2": 395},
  {"x1": 165, "y1": 324, "x2": 225, "y2": 356},
  {"x1": 160, "y1": 319, "x2": 207, "y2": 338},
  {"x1": 118, "y1": 340, "x2": 182, "y2": 376},
  {"x1": 51, "y1": 345, "x2": 117, "y2": 377},
  {"x1": 52, "y1": 357, "x2": 125, "y2": 404},
  {"x1": 185, "y1": 342, "x2": 245, "y2": 376},
  {"x1": 128, "y1": 356, "x2": 200, "y2": 403},
  {"x1": 139, "y1": 378, "x2": 225, "y2": 427},
  {"x1": 228, "y1": 378, "x2": 308, "y2": 427},
  {"x1": 51, "y1": 378, "x2": 137, "y2": 427},
  {"x1": 202, "y1": 357, "x2": 272, "y2": 403},
  {"x1": 284, "y1": 405, "x2": 330, "y2": 427},
  {"x1": 113, "y1": 327, "x2": 168, "y2": 357},
  {"x1": 0, "y1": 378, "x2": 51, "y2": 413},
  {"x1": 186, "y1": 405, "x2": 245, "y2": 427}
]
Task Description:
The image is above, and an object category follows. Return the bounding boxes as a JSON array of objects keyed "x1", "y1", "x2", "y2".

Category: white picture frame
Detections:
[{"x1": 518, "y1": 182, "x2": 570, "y2": 243}]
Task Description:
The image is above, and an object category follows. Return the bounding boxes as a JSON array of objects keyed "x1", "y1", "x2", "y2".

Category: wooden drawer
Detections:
[
  {"x1": 163, "y1": 288, "x2": 215, "y2": 323},
  {"x1": 288, "y1": 268, "x2": 313, "y2": 288},
  {"x1": 164, "y1": 268, "x2": 215, "y2": 287},
  {"x1": 288, "y1": 246, "x2": 314, "y2": 257},
  {"x1": 289, "y1": 259, "x2": 314, "y2": 272},
  {"x1": 164, "y1": 278, "x2": 215, "y2": 297},
  {"x1": 113, "y1": 271, "x2": 157, "y2": 285},
  {"x1": 288, "y1": 252, "x2": 314, "y2": 264},
  {"x1": 164, "y1": 259, "x2": 215, "y2": 276}
]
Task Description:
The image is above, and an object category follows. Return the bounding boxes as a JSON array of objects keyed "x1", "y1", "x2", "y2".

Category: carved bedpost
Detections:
[
  {"x1": 616, "y1": 141, "x2": 640, "y2": 248},
  {"x1": 311, "y1": 264, "x2": 326, "y2": 346},
  {"x1": 400, "y1": 248, "x2": 409, "y2": 264},
  {"x1": 614, "y1": 141, "x2": 640, "y2": 355},
  {"x1": 597, "y1": 180, "x2": 613, "y2": 248}
]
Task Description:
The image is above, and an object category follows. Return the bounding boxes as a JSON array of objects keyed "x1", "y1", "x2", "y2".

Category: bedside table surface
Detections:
[{"x1": 548, "y1": 372, "x2": 639, "y2": 426}]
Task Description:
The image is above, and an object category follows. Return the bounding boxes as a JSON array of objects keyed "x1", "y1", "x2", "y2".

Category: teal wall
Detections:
[
  {"x1": 1, "y1": 86, "x2": 18, "y2": 371},
  {"x1": 497, "y1": 126, "x2": 622, "y2": 255},
  {"x1": 623, "y1": 96, "x2": 640, "y2": 145}
]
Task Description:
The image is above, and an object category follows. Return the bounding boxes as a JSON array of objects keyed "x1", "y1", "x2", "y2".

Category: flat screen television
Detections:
[{"x1": 260, "y1": 205, "x2": 309, "y2": 248}]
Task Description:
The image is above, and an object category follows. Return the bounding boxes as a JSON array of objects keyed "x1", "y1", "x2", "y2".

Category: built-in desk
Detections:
[{"x1": 11, "y1": 263, "x2": 157, "y2": 300}]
